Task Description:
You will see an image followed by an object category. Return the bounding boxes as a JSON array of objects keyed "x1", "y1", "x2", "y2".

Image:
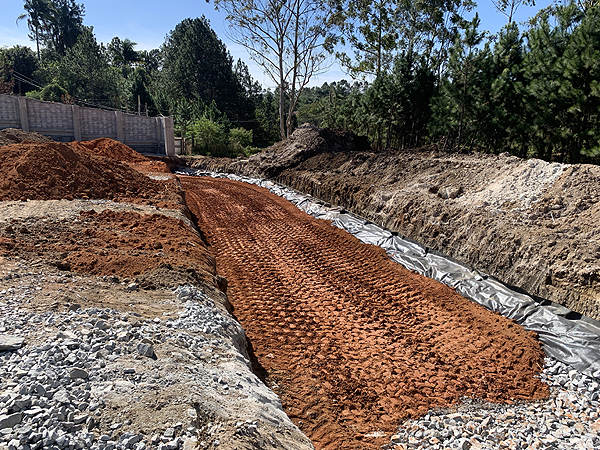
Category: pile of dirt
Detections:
[
  {"x1": 185, "y1": 128, "x2": 600, "y2": 321},
  {"x1": 0, "y1": 127, "x2": 55, "y2": 146},
  {"x1": 182, "y1": 176, "x2": 548, "y2": 450},
  {"x1": 0, "y1": 208, "x2": 219, "y2": 289},
  {"x1": 181, "y1": 125, "x2": 370, "y2": 179},
  {"x1": 0, "y1": 141, "x2": 180, "y2": 207},
  {"x1": 73, "y1": 137, "x2": 149, "y2": 162},
  {"x1": 71, "y1": 138, "x2": 172, "y2": 173}
]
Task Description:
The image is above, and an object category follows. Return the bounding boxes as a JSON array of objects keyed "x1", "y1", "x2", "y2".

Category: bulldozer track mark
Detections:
[{"x1": 181, "y1": 176, "x2": 547, "y2": 450}]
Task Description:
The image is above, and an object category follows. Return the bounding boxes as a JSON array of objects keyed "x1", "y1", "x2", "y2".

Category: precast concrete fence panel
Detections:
[{"x1": 0, "y1": 94, "x2": 175, "y2": 156}]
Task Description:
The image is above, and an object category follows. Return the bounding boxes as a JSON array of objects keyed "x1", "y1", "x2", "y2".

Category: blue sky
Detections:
[{"x1": 2, "y1": 0, "x2": 554, "y2": 88}]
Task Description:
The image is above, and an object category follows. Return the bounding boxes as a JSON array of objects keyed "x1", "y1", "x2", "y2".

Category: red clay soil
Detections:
[
  {"x1": 71, "y1": 138, "x2": 171, "y2": 173},
  {"x1": 0, "y1": 141, "x2": 178, "y2": 206},
  {"x1": 181, "y1": 176, "x2": 549, "y2": 450},
  {"x1": 0, "y1": 209, "x2": 217, "y2": 286}
]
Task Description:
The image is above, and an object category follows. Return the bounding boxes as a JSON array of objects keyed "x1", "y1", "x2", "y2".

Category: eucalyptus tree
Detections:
[
  {"x1": 331, "y1": 0, "x2": 474, "y2": 81},
  {"x1": 490, "y1": 0, "x2": 536, "y2": 23},
  {"x1": 213, "y1": 0, "x2": 335, "y2": 139},
  {"x1": 17, "y1": 0, "x2": 84, "y2": 59}
]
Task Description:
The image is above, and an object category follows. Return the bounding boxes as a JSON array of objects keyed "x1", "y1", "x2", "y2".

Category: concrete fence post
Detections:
[
  {"x1": 17, "y1": 96, "x2": 29, "y2": 132},
  {"x1": 155, "y1": 117, "x2": 162, "y2": 150},
  {"x1": 163, "y1": 116, "x2": 175, "y2": 157},
  {"x1": 115, "y1": 111, "x2": 124, "y2": 142},
  {"x1": 72, "y1": 105, "x2": 82, "y2": 141}
]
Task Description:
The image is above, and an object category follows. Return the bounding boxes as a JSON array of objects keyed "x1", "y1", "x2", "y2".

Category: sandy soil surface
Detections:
[
  {"x1": 181, "y1": 175, "x2": 548, "y2": 450},
  {"x1": 184, "y1": 126, "x2": 600, "y2": 321}
]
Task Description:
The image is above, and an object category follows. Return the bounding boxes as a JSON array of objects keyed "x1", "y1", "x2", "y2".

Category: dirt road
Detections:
[{"x1": 181, "y1": 176, "x2": 548, "y2": 450}]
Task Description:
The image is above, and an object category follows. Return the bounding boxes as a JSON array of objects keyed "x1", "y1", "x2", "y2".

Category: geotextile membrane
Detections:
[{"x1": 177, "y1": 168, "x2": 600, "y2": 378}]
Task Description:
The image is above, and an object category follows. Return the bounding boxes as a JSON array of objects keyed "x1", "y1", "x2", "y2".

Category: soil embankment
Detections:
[
  {"x1": 183, "y1": 126, "x2": 600, "y2": 321},
  {"x1": 182, "y1": 175, "x2": 548, "y2": 450}
]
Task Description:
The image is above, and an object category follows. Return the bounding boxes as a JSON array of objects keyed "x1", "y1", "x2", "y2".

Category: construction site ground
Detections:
[
  {"x1": 182, "y1": 176, "x2": 547, "y2": 450},
  {"x1": 1, "y1": 127, "x2": 598, "y2": 450},
  {"x1": 184, "y1": 125, "x2": 600, "y2": 322}
]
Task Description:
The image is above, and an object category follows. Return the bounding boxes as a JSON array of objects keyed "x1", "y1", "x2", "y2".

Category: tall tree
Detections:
[
  {"x1": 491, "y1": 0, "x2": 536, "y2": 23},
  {"x1": 16, "y1": 0, "x2": 53, "y2": 59},
  {"x1": 159, "y1": 17, "x2": 246, "y2": 119},
  {"x1": 108, "y1": 37, "x2": 140, "y2": 76},
  {"x1": 521, "y1": 3, "x2": 600, "y2": 161},
  {"x1": 486, "y1": 22, "x2": 528, "y2": 155},
  {"x1": 332, "y1": 0, "x2": 473, "y2": 81},
  {"x1": 213, "y1": 0, "x2": 334, "y2": 139},
  {"x1": 48, "y1": 0, "x2": 85, "y2": 56},
  {"x1": 17, "y1": 0, "x2": 84, "y2": 58},
  {"x1": 1, "y1": 46, "x2": 40, "y2": 95},
  {"x1": 0, "y1": 53, "x2": 15, "y2": 94},
  {"x1": 57, "y1": 27, "x2": 122, "y2": 107},
  {"x1": 429, "y1": 14, "x2": 491, "y2": 150},
  {"x1": 334, "y1": 0, "x2": 399, "y2": 77}
]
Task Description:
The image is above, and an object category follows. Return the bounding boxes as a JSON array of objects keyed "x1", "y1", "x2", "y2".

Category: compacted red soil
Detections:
[{"x1": 181, "y1": 176, "x2": 548, "y2": 450}]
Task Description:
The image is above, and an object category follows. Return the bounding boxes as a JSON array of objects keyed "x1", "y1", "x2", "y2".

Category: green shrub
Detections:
[{"x1": 229, "y1": 127, "x2": 253, "y2": 148}]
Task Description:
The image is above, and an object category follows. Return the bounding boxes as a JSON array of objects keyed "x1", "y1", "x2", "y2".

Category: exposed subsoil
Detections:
[
  {"x1": 181, "y1": 175, "x2": 548, "y2": 450},
  {"x1": 0, "y1": 135, "x2": 284, "y2": 449},
  {"x1": 0, "y1": 208, "x2": 218, "y2": 290},
  {"x1": 71, "y1": 138, "x2": 172, "y2": 173},
  {"x1": 0, "y1": 140, "x2": 181, "y2": 208},
  {"x1": 184, "y1": 126, "x2": 600, "y2": 321}
]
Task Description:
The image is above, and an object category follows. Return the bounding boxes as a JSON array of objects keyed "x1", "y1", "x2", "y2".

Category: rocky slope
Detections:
[{"x1": 182, "y1": 125, "x2": 600, "y2": 321}]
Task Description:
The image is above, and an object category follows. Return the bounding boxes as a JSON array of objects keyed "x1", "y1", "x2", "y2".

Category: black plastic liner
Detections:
[{"x1": 179, "y1": 168, "x2": 600, "y2": 377}]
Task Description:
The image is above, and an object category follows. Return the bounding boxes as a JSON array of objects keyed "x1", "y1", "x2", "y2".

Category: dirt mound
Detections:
[
  {"x1": 0, "y1": 141, "x2": 178, "y2": 205},
  {"x1": 184, "y1": 128, "x2": 600, "y2": 321},
  {"x1": 182, "y1": 176, "x2": 548, "y2": 450},
  {"x1": 0, "y1": 127, "x2": 54, "y2": 146},
  {"x1": 72, "y1": 137, "x2": 149, "y2": 162},
  {"x1": 250, "y1": 126, "x2": 369, "y2": 178},
  {"x1": 184, "y1": 126, "x2": 370, "y2": 179},
  {"x1": 70, "y1": 138, "x2": 172, "y2": 174},
  {"x1": 0, "y1": 208, "x2": 219, "y2": 287}
]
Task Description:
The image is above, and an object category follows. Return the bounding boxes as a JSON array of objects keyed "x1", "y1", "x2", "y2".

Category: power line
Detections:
[{"x1": 10, "y1": 69, "x2": 167, "y2": 117}]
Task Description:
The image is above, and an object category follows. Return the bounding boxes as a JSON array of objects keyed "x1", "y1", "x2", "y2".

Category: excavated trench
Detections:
[{"x1": 181, "y1": 175, "x2": 548, "y2": 450}]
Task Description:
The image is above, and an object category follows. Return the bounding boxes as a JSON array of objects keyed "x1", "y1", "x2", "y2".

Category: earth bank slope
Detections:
[{"x1": 182, "y1": 125, "x2": 600, "y2": 321}]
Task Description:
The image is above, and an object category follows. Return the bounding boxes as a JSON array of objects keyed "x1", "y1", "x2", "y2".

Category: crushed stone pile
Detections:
[
  {"x1": 0, "y1": 271, "x2": 313, "y2": 450},
  {"x1": 386, "y1": 356, "x2": 600, "y2": 450}
]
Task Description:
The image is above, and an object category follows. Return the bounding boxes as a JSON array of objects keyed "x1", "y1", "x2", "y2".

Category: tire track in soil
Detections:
[{"x1": 181, "y1": 176, "x2": 548, "y2": 450}]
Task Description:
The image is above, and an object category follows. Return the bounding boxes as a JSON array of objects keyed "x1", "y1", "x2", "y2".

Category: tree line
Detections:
[
  {"x1": 293, "y1": 1, "x2": 600, "y2": 163},
  {"x1": 3, "y1": 0, "x2": 600, "y2": 162},
  {"x1": 1, "y1": 0, "x2": 281, "y2": 155}
]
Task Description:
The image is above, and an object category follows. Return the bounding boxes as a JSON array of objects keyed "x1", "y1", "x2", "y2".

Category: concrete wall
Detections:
[{"x1": 0, "y1": 94, "x2": 175, "y2": 156}]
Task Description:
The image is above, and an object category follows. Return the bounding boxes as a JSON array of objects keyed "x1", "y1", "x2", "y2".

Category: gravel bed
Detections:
[
  {"x1": 384, "y1": 358, "x2": 600, "y2": 450},
  {"x1": 0, "y1": 268, "x2": 308, "y2": 450}
]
